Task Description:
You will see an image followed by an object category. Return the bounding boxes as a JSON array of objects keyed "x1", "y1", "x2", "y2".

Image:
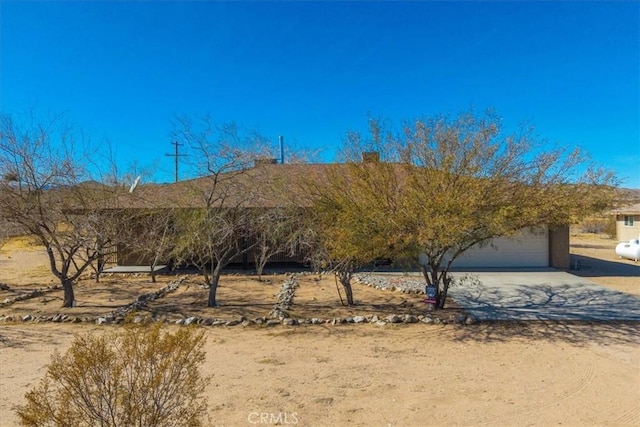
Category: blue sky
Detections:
[{"x1": 1, "y1": 1, "x2": 639, "y2": 187}]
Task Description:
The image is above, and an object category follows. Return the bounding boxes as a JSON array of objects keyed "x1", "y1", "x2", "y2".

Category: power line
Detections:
[{"x1": 165, "y1": 141, "x2": 186, "y2": 183}]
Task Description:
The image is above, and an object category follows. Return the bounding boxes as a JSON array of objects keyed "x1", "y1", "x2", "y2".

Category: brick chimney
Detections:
[
  {"x1": 254, "y1": 157, "x2": 278, "y2": 167},
  {"x1": 362, "y1": 151, "x2": 380, "y2": 163}
]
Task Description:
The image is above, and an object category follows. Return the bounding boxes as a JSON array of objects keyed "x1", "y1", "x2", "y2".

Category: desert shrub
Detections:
[
  {"x1": 575, "y1": 216, "x2": 617, "y2": 238},
  {"x1": 16, "y1": 324, "x2": 209, "y2": 427},
  {"x1": 603, "y1": 216, "x2": 617, "y2": 238},
  {"x1": 579, "y1": 217, "x2": 609, "y2": 234}
]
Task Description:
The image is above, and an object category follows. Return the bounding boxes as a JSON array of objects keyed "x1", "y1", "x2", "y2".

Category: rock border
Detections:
[
  {"x1": 1, "y1": 284, "x2": 63, "y2": 307},
  {"x1": 268, "y1": 275, "x2": 298, "y2": 320},
  {"x1": 0, "y1": 275, "x2": 478, "y2": 327}
]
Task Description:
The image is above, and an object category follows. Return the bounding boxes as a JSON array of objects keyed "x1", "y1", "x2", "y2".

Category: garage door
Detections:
[{"x1": 451, "y1": 227, "x2": 549, "y2": 268}]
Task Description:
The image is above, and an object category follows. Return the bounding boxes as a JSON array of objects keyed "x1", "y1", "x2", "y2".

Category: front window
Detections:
[{"x1": 624, "y1": 215, "x2": 635, "y2": 227}]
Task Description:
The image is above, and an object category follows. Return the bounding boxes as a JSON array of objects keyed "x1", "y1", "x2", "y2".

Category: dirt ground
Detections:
[
  {"x1": 0, "y1": 234, "x2": 638, "y2": 426},
  {"x1": 569, "y1": 233, "x2": 640, "y2": 295}
]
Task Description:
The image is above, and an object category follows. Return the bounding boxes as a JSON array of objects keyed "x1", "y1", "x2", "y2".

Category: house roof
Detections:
[
  {"x1": 614, "y1": 202, "x2": 640, "y2": 215},
  {"x1": 113, "y1": 162, "x2": 334, "y2": 210}
]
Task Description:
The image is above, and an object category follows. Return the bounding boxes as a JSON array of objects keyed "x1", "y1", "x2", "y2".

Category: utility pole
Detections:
[{"x1": 165, "y1": 141, "x2": 186, "y2": 183}]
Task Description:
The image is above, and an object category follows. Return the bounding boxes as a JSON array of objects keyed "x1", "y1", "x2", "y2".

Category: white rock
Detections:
[{"x1": 353, "y1": 315, "x2": 366, "y2": 323}]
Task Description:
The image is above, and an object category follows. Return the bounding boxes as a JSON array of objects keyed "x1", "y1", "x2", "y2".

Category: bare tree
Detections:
[
  {"x1": 252, "y1": 206, "x2": 290, "y2": 280},
  {"x1": 0, "y1": 113, "x2": 122, "y2": 307},
  {"x1": 116, "y1": 208, "x2": 177, "y2": 282},
  {"x1": 170, "y1": 117, "x2": 273, "y2": 307}
]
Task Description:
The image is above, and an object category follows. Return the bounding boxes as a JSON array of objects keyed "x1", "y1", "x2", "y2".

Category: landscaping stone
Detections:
[
  {"x1": 1, "y1": 272, "x2": 465, "y2": 328},
  {"x1": 404, "y1": 314, "x2": 418, "y2": 323},
  {"x1": 387, "y1": 314, "x2": 401, "y2": 323},
  {"x1": 0, "y1": 284, "x2": 62, "y2": 307},
  {"x1": 269, "y1": 276, "x2": 299, "y2": 319},
  {"x1": 453, "y1": 314, "x2": 467, "y2": 325},
  {"x1": 353, "y1": 315, "x2": 366, "y2": 323},
  {"x1": 355, "y1": 274, "x2": 426, "y2": 294},
  {"x1": 464, "y1": 315, "x2": 479, "y2": 325}
]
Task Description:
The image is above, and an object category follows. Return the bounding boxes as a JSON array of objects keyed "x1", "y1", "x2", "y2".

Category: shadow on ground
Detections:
[
  {"x1": 450, "y1": 279, "x2": 640, "y2": 321},
  {"x1": 450, "y1": 320, "x2": 640, "y2": 346},
  {"x1": 569, "y1": 254, "x2": 640, "y2": 277}
]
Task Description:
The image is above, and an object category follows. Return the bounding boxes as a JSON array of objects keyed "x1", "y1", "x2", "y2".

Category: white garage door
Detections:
[{"x1": 451, "y1": 227, "x2": 549, "y2": 268}]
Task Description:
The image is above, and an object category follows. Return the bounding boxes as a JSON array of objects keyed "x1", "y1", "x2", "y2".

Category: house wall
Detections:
[
  {"x1": 115, "y1": 222, "x2": 570, "y2": 270},
  {"x1": 616, "y1": 214, "x2": 640, "y2": 241},
  {"x1": 446, "y1": 225, "x2": 570, "y2": 269},
  {"x1": 549, "y1": 225, "x2": 570, "y2": 269},
  {"x1": 452, "y1": 227, "x2": 550, "y2": 268},
  {"x1": 117, "y1": 243, "x2": 154, "y2": 266}
]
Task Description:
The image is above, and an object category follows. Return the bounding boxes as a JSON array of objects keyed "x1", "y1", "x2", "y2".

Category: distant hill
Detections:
[{"x1": 618, "y1": 187, "x2": 640, "y2": 204}]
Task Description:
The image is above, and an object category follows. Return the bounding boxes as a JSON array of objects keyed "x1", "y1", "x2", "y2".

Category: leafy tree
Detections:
[
  {"x1": 16, "y1": 324, "x2": 209, "y2": 427},
  {"x1": 0, "y1": 113, "x2": 124, "y2": 307},
  {"x1": 307, "y1": 161, "x2": 396, "y2": 305},
  {"x1": 320, "y1": 110, "x2": 618, "y2": 308}
]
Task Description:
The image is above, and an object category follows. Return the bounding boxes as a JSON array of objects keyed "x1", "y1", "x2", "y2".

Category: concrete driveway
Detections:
[{"x1": 447, "y1": 270, "x2": 640, "y2": 321}]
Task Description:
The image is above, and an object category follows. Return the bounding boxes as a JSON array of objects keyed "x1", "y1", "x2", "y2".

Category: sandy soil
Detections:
[
  {"x1": 570, "y1": 233, "x2": 640, "y2": 296},
  {"x1": 0, "y1": 235, "x2": 638, "y2": 426}
]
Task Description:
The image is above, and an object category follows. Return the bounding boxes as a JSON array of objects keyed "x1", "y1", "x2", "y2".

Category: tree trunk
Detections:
[
  {"x1": 150, "y1": 251, "x2": 162, "y2": 283},
  {"x1": 338, "y1": 271, "x2": 355, "y2": 306},
  {"x1": 207, "y1": 269, "x2": 221, "y2": 307},
  {"x1": 343, "y1": 281, "x2": 354, "y2": 306},
  {"x1": 94, "y1": 253, "x2": 105, "y2": 283},
  {"x1": 62, "y1": 279, "x2": 75, "y2": 308},
  {"x1": 255, "y1": 244, "x2": 270, "y2": 281},
  {"x1": 421, "y1": 264, "x2": 431, "y2": 284},
  {"x1": 437, "y1": 276, "x2": 451, "y2": 309}
]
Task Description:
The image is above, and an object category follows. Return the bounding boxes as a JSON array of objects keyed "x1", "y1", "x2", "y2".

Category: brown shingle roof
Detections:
[
  {"x1": 614, "y1": 203, "x2": 640, "y2": 215},
  {"x1": 114, "y1": 163, "x2": 333, "y2": 209}
]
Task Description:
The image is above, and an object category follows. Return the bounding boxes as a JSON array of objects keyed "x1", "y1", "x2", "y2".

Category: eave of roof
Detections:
[{"x1": 613, "y1": 202, "x2": 640, "y2": 215}]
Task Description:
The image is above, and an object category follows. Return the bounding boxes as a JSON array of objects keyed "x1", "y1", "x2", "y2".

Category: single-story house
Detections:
[
  {"x1": 613, "y1": 203, "x2": 640, "y2": 242},
  {"x1": 110, "y1": 159, "x2": 571, "y2": 270}
]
